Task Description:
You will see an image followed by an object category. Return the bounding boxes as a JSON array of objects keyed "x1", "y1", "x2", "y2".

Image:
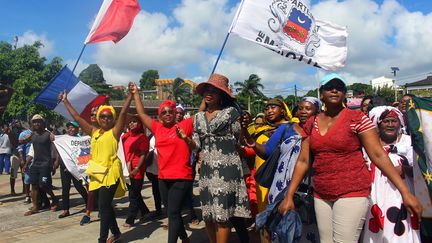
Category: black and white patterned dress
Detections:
[{"x1": 193, "y1": 107, "x2": 251, "y2": 223}]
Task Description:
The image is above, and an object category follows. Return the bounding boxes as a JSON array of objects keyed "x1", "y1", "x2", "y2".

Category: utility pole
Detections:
[
  {"x1": 391, "y1": 67, "x2": 400, "y2": 102},
  {"x1": 294, "y1": 84, "x2": 298, "y2": 106},
  {"x1": 248, "y1": 95, "x2": 251, "y2": 113},
  {"x1": 13, "y1": 36, "x2": 18, "y2": 49}
]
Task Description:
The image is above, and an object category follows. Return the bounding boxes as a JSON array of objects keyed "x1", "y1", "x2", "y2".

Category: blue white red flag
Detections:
[
  {"x1": 33, "y1": 66, "x2": 108, "y2": 122},
  {"x1": 85, "y1": 0, "x2": 140, "y2": 44}
]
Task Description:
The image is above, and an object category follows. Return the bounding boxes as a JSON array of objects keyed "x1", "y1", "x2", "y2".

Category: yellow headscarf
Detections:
[{"x1": 96, "y1": 105, "x2": 117, "y2": 125}]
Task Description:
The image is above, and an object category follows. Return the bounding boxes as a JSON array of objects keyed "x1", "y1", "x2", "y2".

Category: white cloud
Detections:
[
  {"x1": 86, "y1": 0, "x2": 432, "y2": 96},
  {"x1": 17, "y1": 31, "x2": 55, "y2": 57}
]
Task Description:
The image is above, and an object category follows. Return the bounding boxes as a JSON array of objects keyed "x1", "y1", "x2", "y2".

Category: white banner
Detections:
[
  {"x1": 54, "y1": 135, "x2": 92, "y2": 181},
  {"x1": 230, "y1": 0, "x2": 348, "y2": 71}
]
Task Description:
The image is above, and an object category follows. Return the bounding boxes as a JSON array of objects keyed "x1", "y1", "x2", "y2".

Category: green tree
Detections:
[
  {"x1": 166, "y1": 77, "x2": 192, "y2": 104},
  {"x1": 347, "y1": 83, "x2": 373, "y2": 96},
  {"x1": 139, "y1": 69, "x2": 159, "y2": 90},
  {"x1": 78, "y1": 64, "x2": 105, "y2": 84},
  {"x1": 374, "y1": 85, "x2": 396, "y2": 104},
  {"x1": 0, "y1": 41, "x2": 63, "y2": 124},
  {"x1": 304, "y1": 88, "x2": 318, "y2": 98},
  {"x1": 285, "y1": 94, "x2": 300, "y2": 110},
  {"x1": 78, "y1": 65, "x2": 127, "y2": 100},
  {"x1": 234, "y1": 74, "x2": 266, "y2": 112}
]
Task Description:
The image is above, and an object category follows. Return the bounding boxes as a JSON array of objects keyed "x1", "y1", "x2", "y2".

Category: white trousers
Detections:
[{"x1": 314, "y1": 197, "x2": 369, "y2": 243}]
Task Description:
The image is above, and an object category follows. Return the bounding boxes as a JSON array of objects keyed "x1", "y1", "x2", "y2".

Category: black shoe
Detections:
[{"x1": 80, "y1": 215, "x2": 91, "y2": 225}]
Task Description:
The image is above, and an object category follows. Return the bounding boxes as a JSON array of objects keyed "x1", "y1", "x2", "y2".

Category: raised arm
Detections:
[
  {"x1": 131, "y1": 83, "x2": 152, "y2": 129},
  {"x1": 59, "y1": 91, "x2": 94, "y2": 136},
  {"x1": 278, "y1": 137, "x2": 311, "y2": 215},
  {"x1": 360, "y1": 129, "x2": 423, "y2": 218},
  {"x1": 112, "y1": 85, "x2": 133, "y2": 140}
]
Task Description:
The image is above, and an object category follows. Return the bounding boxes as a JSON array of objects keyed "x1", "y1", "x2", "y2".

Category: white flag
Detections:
[
  {"x1": 54, "y1": 135, "x2": 92, "y2": 181},
  {"x1": 230, "y1": 0, "x2": 348, "y2": 71}
]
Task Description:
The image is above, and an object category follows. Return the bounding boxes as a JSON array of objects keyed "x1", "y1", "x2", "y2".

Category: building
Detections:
[
  {"x1": 155, "y1": 78, "x2": 197, "y2": 100},
  {"x1": 405, "y1": 76, "x2": 432, "y2": 96},
  {"x1": 370, "y1": 76, "x2": 396, "y2": 89}
]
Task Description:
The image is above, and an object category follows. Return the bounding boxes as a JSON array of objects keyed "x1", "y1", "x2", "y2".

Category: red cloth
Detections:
[
  {"x1": 151, "y1": 117, "x2": 193, "y2": 180},
  {"x1": 243, "y1": 147, "x2": 256, "y2": 157},
  {"x1": 158, "y1": 100, "x2": 176, "y2": 116},
  {"x1": 303, "y1": 108, "x2": 372, "y2": 200},
  {"x1": 246, "y1": 168, "x2": 258, "y2": 218},
  {"x1": 121, "y1": 132, "x2": 149, "y2": 180}
]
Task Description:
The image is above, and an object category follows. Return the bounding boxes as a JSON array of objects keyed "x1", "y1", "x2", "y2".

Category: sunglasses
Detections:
[
  {"x1": 160, "y1": 109, "x2": 174, "y2": 115},
  {"x1": 99, "y1": 114, "x2": 113, "y2": 120},
  {"x1": 322, "y1": 83, "x2": 346, "y2": 92}
]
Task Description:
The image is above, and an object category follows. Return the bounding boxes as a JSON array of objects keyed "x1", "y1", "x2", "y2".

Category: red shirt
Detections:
[
  {"x1": 151, "y1": 118, "x2": 193, "y2": 180},
  {"x1": 122, "y1": 132, "x2": 149, "y2": 180},
  {"x1": 303, "y1": 109, "x2": 374, "y2": 200}
]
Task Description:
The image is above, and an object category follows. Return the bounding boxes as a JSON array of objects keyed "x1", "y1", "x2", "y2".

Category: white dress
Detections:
[{"x1": 363, "y1": 134, "x2": 420, "y2": 243}]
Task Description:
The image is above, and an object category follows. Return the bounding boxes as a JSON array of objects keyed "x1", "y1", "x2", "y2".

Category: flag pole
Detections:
[
  {"x1": 66, "y1": 44, "x2": 87, "y2": 92},
  {"x1": 211, "y1": 32, "x2": 231, "y2": 74},
  {"x1": 72, "y1": 44, "x2": 87, "y2": 74}
]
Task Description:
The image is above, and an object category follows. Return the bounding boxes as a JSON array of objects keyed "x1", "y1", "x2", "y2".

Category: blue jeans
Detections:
[{"x1": 0, "y1": 154, "x2": 11, "y2": 174}]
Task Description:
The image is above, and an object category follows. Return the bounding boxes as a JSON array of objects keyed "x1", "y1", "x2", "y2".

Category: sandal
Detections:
[
  {"x1": 24, "y1": 209, "x2": 39, "y2": 216},
  {"x1": 50, "y1": 202, "x2": 59, "y2": 212},
  {"x1": 122, "y1": 223, "x2": 132, "y2": 228},
  {"x1": 58, "y1": 211, "x2": 70, "y2": 218},
  {"x1": 106, "y1": 233, "x2": 121, "y2": 243}
]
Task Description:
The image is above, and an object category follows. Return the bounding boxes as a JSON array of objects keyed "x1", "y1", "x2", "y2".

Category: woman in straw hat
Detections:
[{"x1": 193, "y1": 73, "x2": 251, "y2": 243}]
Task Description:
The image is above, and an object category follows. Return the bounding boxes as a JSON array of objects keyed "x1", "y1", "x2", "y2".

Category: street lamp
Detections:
[{"x1": 391, "y1": 67, "x2": 400, "y2": 102}]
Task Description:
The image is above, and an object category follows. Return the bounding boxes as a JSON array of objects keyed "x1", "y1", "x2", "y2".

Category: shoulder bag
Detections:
[
  {"x1": 294, "y1": 115, "x2": 316, "y2": 225},
  {"x1": 85, "y1": 160, "x2": 108, "y2": 183},
  {"x1": 254, "y1": 123, "x2": 291, "y2": 188}
]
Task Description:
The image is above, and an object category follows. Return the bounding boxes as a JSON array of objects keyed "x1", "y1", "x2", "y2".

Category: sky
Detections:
[{"x1": 1, "y1": 0, "x2": 432, "y2": 97}]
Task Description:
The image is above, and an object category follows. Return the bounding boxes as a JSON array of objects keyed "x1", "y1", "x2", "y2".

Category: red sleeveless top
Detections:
[{"x1": 303, "y1": 109, "x2": 373, "y2": 200}]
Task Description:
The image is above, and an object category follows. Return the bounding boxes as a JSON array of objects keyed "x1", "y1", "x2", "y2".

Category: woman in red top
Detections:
[
  {"x1": 122, "y1": 115, "x2": 150, "y2": 227},
  {"x1": 131, "y1": 83, "x2": 196, "y2": 243},
  {"x1": 279, "y1": 73, "x2": 422, "y2": 243}
]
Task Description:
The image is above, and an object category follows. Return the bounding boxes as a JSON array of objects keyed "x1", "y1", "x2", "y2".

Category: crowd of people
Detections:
[{"x1": 0, "y1": 73, "x2": 430, "y2": 243}]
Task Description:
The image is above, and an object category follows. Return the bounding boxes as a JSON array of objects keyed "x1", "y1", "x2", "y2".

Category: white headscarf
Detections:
[{"x1": 368, "y1": 106, "x2": 405, "y2": 133}]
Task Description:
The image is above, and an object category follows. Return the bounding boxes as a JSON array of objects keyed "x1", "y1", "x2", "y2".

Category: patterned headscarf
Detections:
[
  {"x1": 369, "y1": 106, "x2": 405, "y2": 133},
  {"x1": 300, "y1": 97, "x2": 322, "y2": 113},
  {"x1": 158, "y1": 100, "x2": 176, "y2": 116},
  {"x1": 96, "y1": 105, "x2": 116, "y2": 125}
]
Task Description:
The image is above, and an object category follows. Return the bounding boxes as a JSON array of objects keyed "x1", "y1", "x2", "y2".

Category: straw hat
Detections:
[{"x1": 196, "y1": 73, "x2": 235, "y2": 99}]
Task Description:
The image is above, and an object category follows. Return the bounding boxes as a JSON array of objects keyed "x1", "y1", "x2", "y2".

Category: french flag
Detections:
[
  {"x1": 85, "y1": 0, "x2": 140, "y2": 44},
  {"x1": 34, "y1": 66, "x2": 108, "y2": 122}
]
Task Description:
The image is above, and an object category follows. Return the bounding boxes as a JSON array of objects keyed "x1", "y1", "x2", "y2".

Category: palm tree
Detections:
[
  {"x1": 234, "y1": 74, "x2": 265, "y2": 112},
  {"x1": 166, "y1": 77, "x2": 191, "y2": 105}
]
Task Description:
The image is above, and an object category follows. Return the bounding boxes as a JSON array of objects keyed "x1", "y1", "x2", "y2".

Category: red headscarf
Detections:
[{"x1": 158, "y1": 100, "x2": 176, "y2": 116}]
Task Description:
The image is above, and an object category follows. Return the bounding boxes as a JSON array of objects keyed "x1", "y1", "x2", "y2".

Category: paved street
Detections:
[{"x1": 0, "y1": 172, "x2": 261, "y2": 243}]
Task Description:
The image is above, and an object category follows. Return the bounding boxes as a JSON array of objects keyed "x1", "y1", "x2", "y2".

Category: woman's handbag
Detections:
[
  {"x1": 254, "y1": 123, "x2": 291, "y2": 188},
  {"x1": 84, "y1": 160, "x2": 108, "y2": 182},
  {"x1": 294, "y1": 175, "x2": 316, "y2": 224},
  {"x1": 294, "y1": 114, "x2": 317, "y2": 225}
]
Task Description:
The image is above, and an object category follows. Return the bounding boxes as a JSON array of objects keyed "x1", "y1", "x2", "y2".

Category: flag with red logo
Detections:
[
  {"x1": 85, "y1": 0, "x2": 140, "y2": 44},
  {"x1": 230, "y1": 0, "x2": 348, "y2": 71}
]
